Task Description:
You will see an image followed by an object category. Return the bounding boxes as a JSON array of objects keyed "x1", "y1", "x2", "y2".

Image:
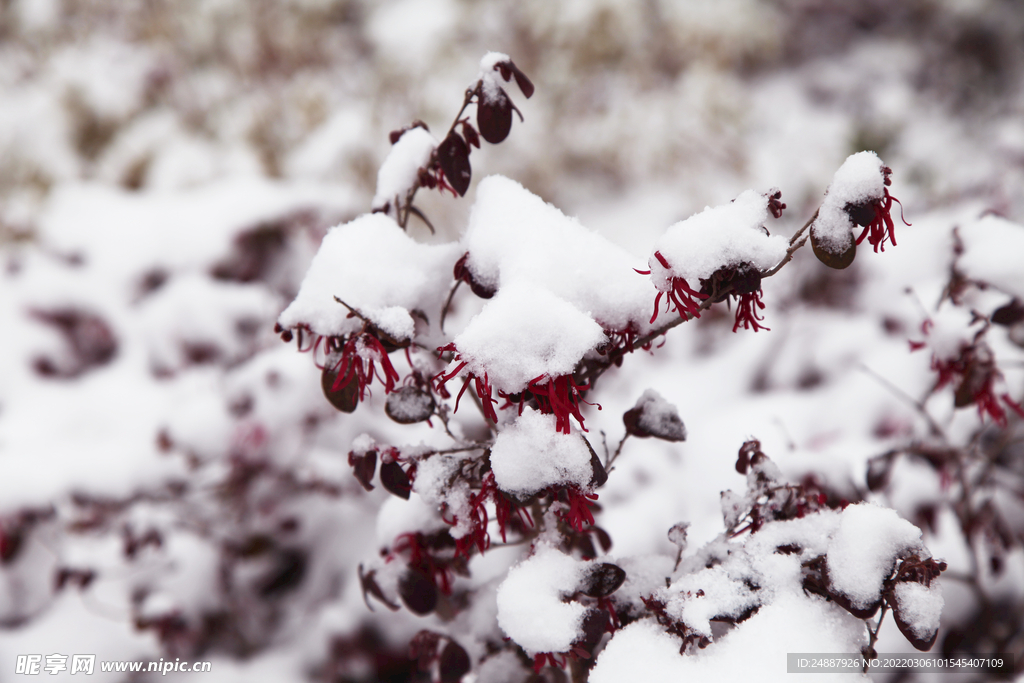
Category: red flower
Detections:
[
  {"x1": 433, "y1": 342, "x2": 499, "y2": 423},
  {"x1": 441, "y1": 472, "x2": 534, "y2": 560},
  {"x1": 852, "y1": 166, "x2": 910, "y2": 253},
  {"x1": 324, "y1": 332, "x2": 401, "y2": 401},
  {"x1": 645, "y1": 251, "x2": 709, "y2": 324},
  {"x1": 929, "y1": 342, "x2": 1024, "y2": 426},
  {"x1": 435, "y1": 344, "x2": 596, "y2": 434}
]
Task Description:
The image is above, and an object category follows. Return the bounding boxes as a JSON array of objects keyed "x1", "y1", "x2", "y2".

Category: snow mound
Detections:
[
  {"x1": 826, "y1": 502, "x2": 923, "y2": 611},
  {"x1": 446, "y1": 282, "x2": 606, "y2": 393},
  {"x1": 812, "y1": 151, "x2": 887, "y2": 254},
  {"x1": 277, "y1": 212, "x2": 458, "y2": 339},
  {"x1": 371, "y1": 126, "x2": 438, "y2": 213},
  {"x1": 649, "y1": 189, "x2": 788, "y2": 291},
  {"x1": 495, "y1": 543, "x2": 587, "y2": 654},
  {"x1": 489, "y1": 407, "x2": 594, "y2": 497},
  {"x1": 463, "y1": 175, "x2": 655, "y2": 334}
]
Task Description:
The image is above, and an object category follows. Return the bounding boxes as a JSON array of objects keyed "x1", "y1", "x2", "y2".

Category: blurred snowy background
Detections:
[{"x1": 2, "y1": 0, "x2": 1023, "y2": 681}]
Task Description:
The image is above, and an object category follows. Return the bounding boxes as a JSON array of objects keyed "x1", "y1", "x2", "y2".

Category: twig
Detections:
[
  {"x1": 858, "y1": 363, "x2": 946, "y2": 440},
  {"x1": 762, "y1": 209, "x2": 817, "y2": 278}
]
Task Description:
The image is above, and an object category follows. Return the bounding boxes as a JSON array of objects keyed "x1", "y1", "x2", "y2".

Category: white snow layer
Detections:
[
  {"x1": 462, "y1": 175, "x2": 655, "y2": 334},
  {"x1": 956, "y1": 214, "x2": 1024, "y2": 300},
  {"x1": 447, "y1": 282, "x2": 606, "y2": 393},
  {"x1": 811, "y1": 151, "x2": 887, "y2": 254},
  {"x1": 489, "y1": 407, "x2": 593, "y2": 497},
  {"x1": 478, "y1": 51, "x2": 512, "y2": 102},
  {"x1": 495, "y1": 543, "x2": 587, "y2": 654},
  {"x1": 649, "y1": 189, "x2": 788, "y2": 291},
  {"x1": 591, "y1": 592, "x2": 869, "y2": 683},
  {"x1": 277, "y1": 212, "x2": 459, "y2": 339},
  {"x1": 371, "y1": 126, "x2": 438, "y2": 212},
  {"x1": 826, "y1": 503, "x2": 924, "y2": 611},
  {"x1": 892, "y1": 580, "x2": 944, "y2": 642}
]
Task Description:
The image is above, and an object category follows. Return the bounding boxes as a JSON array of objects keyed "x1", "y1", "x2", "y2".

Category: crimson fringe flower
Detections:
[
  {"x1": 556, "y1": 487, "x2": 599, "y2": 532},
  {"x1": 324, "y1": 332, "x2": 401, "y2": 401},
  {"x1": 435, "y1": 345, "x2": 595, "y2": 433},
  {"x1": 442, "y1": 472, "x2": 533, "y2": 560},
  {"x1": 433, "y1": 342, "x2": 498, "y2": 423},
  {"x1": 852, "y1": 166, "x2": 910, "y2": 253},
  {"x1": 389, "y1": 532, "x2": 456, "y2": 595},
  {"x1": 732, "y1": 289, "x2": 768, "y2": 332},
  {"x1": 700, "y1": 265, "x2": 770, "y2": 333},
  {"x1": 927, "y1": 342, "x2": 1024, "y2": 426},
  {"x1": 527, "y1": 374, "x2": 593, "y2": 434},
  {"x1": 643, "y1": 251, "x2": 709, "y2": 324}
]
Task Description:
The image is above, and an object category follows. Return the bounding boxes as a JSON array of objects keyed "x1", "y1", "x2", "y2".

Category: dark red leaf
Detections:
[
  {"x1": 573, "y1": 609, "x2": 609, "y2": 653},
  {"x1": 579, "y1": 563, "x2": 626, "y2": 598},
  {"x1": 439, "y1": 641, "x2": 471, "y2": 683},
  {"x1": 477, "y1": 90, "x2": 513, "y2": 144},
  {"x1": 380, "y1": 461, "x2": 412, "y2": 500},
  {"x1": 506, "y1": 63, "x2": 534, "y2": 99},
  {"x1": 358, "y1": 564, "x2": 400, "y2": 611},
  {"x1": 347, "y1": 449, "x2": 377, "y2": 491},
  {"x1": 436, "y1": 133, "x2": 472, "y2": 196},
  {"x1": 992, "y1": 299, "x2": 1024, "y2": 326},
  {"x1": 866, "y1": 453, "x2": 894, "y2": 492},
  {"x1": 461, "y1": 122, "x2": 480, "y2": 149},
  {"x1": 385, "y1": 386, "x2": 435, "y2": 424},
  {"x1": 322, "y1": 364, "x2": 359, "y2": 412},
  {"x1": 399, "y1": 567, "x2": 438, "y2": 615},
  {"x1": 889, "y1": 587, "x2": 939, "y2": 651}
]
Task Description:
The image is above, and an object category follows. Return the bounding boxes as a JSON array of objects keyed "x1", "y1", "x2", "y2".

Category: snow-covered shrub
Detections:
[{"x1": 266, "y1": 53, "x2": 997, "y2": 682}]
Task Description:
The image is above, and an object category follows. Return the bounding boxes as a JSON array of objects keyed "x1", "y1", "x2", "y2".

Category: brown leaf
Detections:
[
  {"x1": 437, "y1": 133, "x2": 472, "y2": 196},
  {"x1": 477, "y1": 90, "x2": 513, "y2": 144}
]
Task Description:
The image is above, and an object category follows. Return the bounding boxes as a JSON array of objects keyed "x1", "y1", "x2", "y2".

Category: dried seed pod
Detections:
[
  {"x1": 578, "y1": 563, "x2": 626, "y2": 598},
  {"x1": 437, "y1": 132, "x2": 472, "y2": 196},
  {"x1": 386, "y1": 386, "x2": 435, "y2": 424},
  {"x1": 811, "y1": 227, "x2": 857, "y2": 270},
  {"x1": 380, "y1": 460, "x2": 412, "y2": 500}
]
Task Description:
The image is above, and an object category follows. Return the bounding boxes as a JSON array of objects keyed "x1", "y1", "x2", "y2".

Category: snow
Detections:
[
  {"x1": 893, "y1": 580, "x2": 944, "y2": 642},
  {"x1": 956, "y1": 214, "x2": 1024, "y2": 300},
  {"x1": 376, "y1": 493, "x2": 448, "y2": 546},
  {"x1": 649, "y1": 189, "x2": 788, "y2": 291},
  {"x1": 462, "y1": 175, "x2": 655, "y2": 334},
  {"x1": 277, "y1": 212, "x2": 459, "y2": 339},
  {"x1": 2, "y1": 6, "x2": 1018, "y2": 682},
  {"x1": 811, "y1": 151, "x2": 887, "y2": 254},
  {"x1": 445, "y1": 282, "x2": 607, "y2": 393},
  {"x1": 478, "y1": 51, "x2": 512, "y2": 102},
  {"x1": 371, "y1": 127, "x2": 438, "y2": 213},
  {"x1": 495, "y1": 544, "x2": 587, "y2": 654},
  {"x1": 826, "y1": 503, "x2": 924, "y2": 611},
  {"x1": 591, "y1": 593, "x2": 869, "y2": 683},
  {"x1": 489, "y1": 408, "x2": 594, "y2": 497}
]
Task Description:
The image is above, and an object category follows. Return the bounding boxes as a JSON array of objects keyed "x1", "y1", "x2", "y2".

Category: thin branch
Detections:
[
  {"x1": 762, "y1": 208, "x2": 817, "y2": 278},
  {"x1": 858, "y1": 363, "x2": 946, "y2": 440},
  {"x1": 440, "y1": 279, "x2": 461, "y2": 333},
  {"x1": 606, "y1": 433, "x2": 630, "y2": 472}
]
